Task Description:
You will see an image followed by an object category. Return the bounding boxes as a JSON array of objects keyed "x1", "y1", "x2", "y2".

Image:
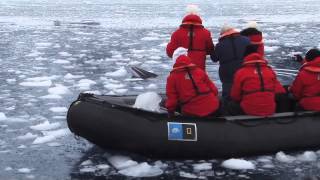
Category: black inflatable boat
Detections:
[{"x1": 67, "y1": 93, "x2": 320, "y2": 158}]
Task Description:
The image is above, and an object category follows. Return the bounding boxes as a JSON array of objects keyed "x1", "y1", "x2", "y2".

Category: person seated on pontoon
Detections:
[
  {"x1": 228, "y1": 44, "x2": 286, "y2": 116},
  {"x1": 290, "y1": 48, "x2": 320, "y2": 111},
  {"x1": 166, "y1": 47, "x2": 219, "y2": 118}
]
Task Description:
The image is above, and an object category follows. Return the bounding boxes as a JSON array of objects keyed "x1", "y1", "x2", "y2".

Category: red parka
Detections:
[
  {"x1": 166, "y1": 14, "x2": 214, "y2": 70},
  {"x1": 240, "y1": 28, "x2": 264, "y2": 57},
  {"x1": 230, "y1": 53, "x2": 285, "y2": 116},
  {"x1": 166, "y1": 55, "x2": 219, "y2": 117},
  {"x1": 290, "y1": 57, "x2": 320, "y2": 111}
]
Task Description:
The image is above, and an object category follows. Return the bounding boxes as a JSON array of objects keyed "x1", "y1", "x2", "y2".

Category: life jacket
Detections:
[{"x1": 240, "y1": 54, "x2": 275, "y2": 95}]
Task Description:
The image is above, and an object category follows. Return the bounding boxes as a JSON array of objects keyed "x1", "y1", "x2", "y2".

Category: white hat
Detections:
[
  {"x1": 172, "y1": 47, "x2": 188, "y2": 64},
  {"x1": 186, "y1": 4, "x2": 200, "y2": 15},
  {"x1": 220, "y1": 23, "x2": 233, "y2": 35},
  {"x1": 246, "y1": 21, "x2": 258, "y2": 29}
]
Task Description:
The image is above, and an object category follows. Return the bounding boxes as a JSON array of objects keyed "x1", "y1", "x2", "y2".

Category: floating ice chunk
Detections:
[
  {"x1": 6, "y1": 79, "x2": 16, "y2": 84},
  {"x1": 179, "y1": 171, "x2": 198, "y2": 179},
  {"x1": 257, "y1": 156, "x2": 272, "y2": 163},
  {"x1": 264, "y1": 39, "x2": 280, "y2": 45},
  {"x1": 97, "y1": 164, "x2": 110, "y2": 170},
  {"x1": 141, "y1": 37, "x2": 160, "y2": 41},
  {"x1": 193, "y1": 163, "x2": 212, "y2": 171},
  {"x1": 35, "y1": 57, "x2": 47, "y2": 61},
  {"x1": 221, "y1": 159, "x2": 255, "y2": 170},
  {"x1": 105, "y1": 67, "x2": 128, "y2": 77},
  {"x1": 49, "y1": 107, "x2": 68, "y2": 113},
  {"x1": 18, "y1": 145, "x2": 27, "y2": 149},
  {"x1": 146, "y1": 84, "x2": 158, "y2": 89},
  {"x1": 150, "y1": 56, "x2": 161, "y2": 60},
  {"x1": 133, "y1": 92, "x2": 162, "y2": 112},
  {"x1": 40, "y1": 94, "x2": 62, "y2": 99},
  {"x1": 35, "y1": 42, "x2": 52, "y2": 47},
  {"x1": 77, "y1": 79, "x2": 96, "y2": 90},
  {"x1": 53, "y1": 60, "x2": 70, "y2": 64},
  {"x1": 26, "y1": 51, "x2": 43, "y2": 57},
  {"x1": 262, "y1": 164, "x2": 275, "y2": 168},
  {"x1": 108, "y1": 155, "x2": 138, "y2": 170},
  {"x1": 18, "y1": 168, "x2": 32, "y2": 173},
  {"x1": 265, "y1": 46, "x2": 280, "y2": 52},
  {"x1": 80, "y1": 160, "x2": 93, "y2": 166},
  {"x1": 146, "y1": 60, "x2": 161, "y2": 64},
  {"x1": 47, "y1": 142, "x2": 61, "y2": 147},
  {"x1": 159, "y1": 42, "x2": 167, "y2": 47},
  {"x1": 5, "y1": 167, "x2": 12, "y2": 171},
  {"x1": 0, "y1": 112, "x2": 7, "y2": 121},
  {"x1": 30, "y1": 121, "x2": 61, "y2": 131},
  {"x1": 80, "y1": 167, "x2": 96, "y2": 173},
  {"x1": 113, "y1": 89, "x2": 128, "y2": 94},
  {"x1": 48, "y1": 84, "x2": 70, "y2": 95},
  {"x1": 17, "y1": 133, "x2": 38, "y2": 140},
  {"x1": 118, "y1": 162, "x2": 163, "y2": 177},
  {"x1": 20, "y1": 80, "x2": 52, "y2": 87},
  {"x1": 275, "y1": 151, "x2": 296, "y2": 163},
  {"x1": 64, "y1": 73, "x2": 85, "y2": 79},
  {"x1": 104, "y1": 83, "x2": 126, "y2": 90},
  {"x1": 32, "y1": 128, "x2": 71, "y2": 144},
  {"x1": 59, "y1": 52, "x2": 72, "y2": 57},
  {"x1": 297, "y1": 151, "x2": 317, "y2": 162},
  {"x1": 154, "y1": 161, "x2": 168, "y2": 169}
]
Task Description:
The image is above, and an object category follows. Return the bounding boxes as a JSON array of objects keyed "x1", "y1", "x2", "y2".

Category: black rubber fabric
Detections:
[{"x1": 67, "y1": 94, "x2": 320, "y2": 159}]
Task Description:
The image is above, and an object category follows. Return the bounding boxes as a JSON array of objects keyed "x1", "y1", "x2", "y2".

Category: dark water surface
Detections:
[{"x1": 1, "y1": 0, "x2": 320, "y2": 179}]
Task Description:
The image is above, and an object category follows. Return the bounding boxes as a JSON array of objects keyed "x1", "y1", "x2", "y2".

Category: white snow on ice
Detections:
[
  {"x1": 49, "y1": 107, "x2": 68, "y2": 113},
  {"x1": 32, "y1": 128, "x2": 71, "y2": 144},
  {"x1": 221, "y1": 159, "x2": 255, "y2": 170},
  {"x1": 118, "y1": 162, "x2": 163, "y2": 177},
  {"x1": 30, "y1": 121, "x2": 61, "y2": 131},
  {"x1": 133, "y1": 92, "x2": 162, "y2": 112}
]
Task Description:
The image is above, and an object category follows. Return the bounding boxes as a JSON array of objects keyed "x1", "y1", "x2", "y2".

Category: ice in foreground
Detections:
[
  {"x1": 118, "y1": 162, "x2": 163, "y2": 177},
  {"x1": 221, "y1": 159, "x2": 255, "y2": 170},
  {"x1": 133, "y1": 92, "x2": 162, "y2": 112}
]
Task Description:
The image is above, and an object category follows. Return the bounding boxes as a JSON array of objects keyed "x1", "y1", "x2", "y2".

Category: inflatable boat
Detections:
[{"x1": 67, "y1": 93, "x2": 320, "y2": 158}]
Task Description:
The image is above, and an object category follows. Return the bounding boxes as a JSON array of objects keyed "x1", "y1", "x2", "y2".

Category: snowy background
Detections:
[{"x1": 1, "y1": 0, "x2": 320, "y2": 179}]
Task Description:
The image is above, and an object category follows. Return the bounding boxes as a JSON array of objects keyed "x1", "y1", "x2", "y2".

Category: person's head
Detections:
[
  {"x1": 305, "y1": 48, "x2": 320, "y2": 62},
  {"x1": 245, "y1": 21, "x2": 258, "y2": 29},
  {"x1": 243, "y1": 44, "x2": 259, "y2": 57},
  {"x1": 219, "y1": 24, "x2": 239, "y2": 39},
  {"x1": 182, "y1": 5, "x2": 202, "y2": 25}
]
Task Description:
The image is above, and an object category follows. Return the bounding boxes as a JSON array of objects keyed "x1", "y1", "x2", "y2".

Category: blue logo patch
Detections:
[{"x1": 167, "y1": 122, "x2": 197, "y2": 141}]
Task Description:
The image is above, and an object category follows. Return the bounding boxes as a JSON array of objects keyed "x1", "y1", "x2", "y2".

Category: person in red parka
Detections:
[
  {"x1": 240, "y1": 21, "x2": 264, "y2": 57},
  {"x1": 166, "y1": 47, "x2": 219, "y2": 117},
  {"x1": 166, "y1": 5, "x2": 214, "y2": 71},
  {"x1": 290, "y1": 48, "x2": 320, "y2": 111},
  {"x1": 230, "y1": 45, "x2": 286, "y2": 116}
]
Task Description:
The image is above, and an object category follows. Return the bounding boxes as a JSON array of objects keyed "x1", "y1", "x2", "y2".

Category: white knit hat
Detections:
[
  {"x1": 172, "y1": 47, "x2": 188, "y2": 64},
  {"x1": 220, "y1": 23, "x2": 233, "y2": 35},
  {"x1": 246, "y1": 21, "x2": 258, "y2": 29},
  {"x1": 186, "y1": 4, "x2": 200, "y2": 15}
]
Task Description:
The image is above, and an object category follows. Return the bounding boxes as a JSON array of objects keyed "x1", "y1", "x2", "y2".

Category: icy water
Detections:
[{"x1": 1, "y1": 0, "x2": 320, "y2": 179}]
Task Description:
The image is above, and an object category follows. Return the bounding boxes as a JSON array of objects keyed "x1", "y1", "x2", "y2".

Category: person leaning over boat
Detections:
[
  {"x1": 240, "y1": 21, "x2": 264, "y2": 57},
  {"x1": 290, "y1": 48, "x2": 320, "y2": 111},
  {"x1": 229, "y1": 44, "x2": 286, "y2": 116},
  {"x1": 166, "y1": 5, "x2": 214, "y2": 71},
  {"x1": 166, "y1": 47, "x2": 219, "y2": 118},
  {"x1": 210, "y1": 24, "x2": 250, "y2": 99}
]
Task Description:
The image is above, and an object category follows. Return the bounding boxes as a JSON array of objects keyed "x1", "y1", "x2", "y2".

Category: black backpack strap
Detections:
[
  {"x1": 185, "y1": 67, "x2": 200, "y2": 95},
  {"x1": 188, "y1": 24, "x2": 194, "y2": 51},
  {"x1": 255, "y1": 63, "x2": 265, "y2": 91}
]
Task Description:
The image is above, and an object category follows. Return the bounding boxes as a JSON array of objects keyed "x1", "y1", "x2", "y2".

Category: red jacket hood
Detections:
[
  {"x1": 243, "y1": 53, "x2": 268, "y2": 65},
  {"x1": 172, "y1": 55, "x2": 196, "y2": 72},
  {"x1": 301, "y1": 57, "x2": 320, "y2": 72},
  {"x1": 182, "y1": 14, "x2": 202, "y2": 25}
]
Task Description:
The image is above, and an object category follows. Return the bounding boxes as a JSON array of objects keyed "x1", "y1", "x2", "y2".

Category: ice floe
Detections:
[
  {"x1": 18, "y1": 168, "x2": 32, "y2": 173},
  {"x1": 64, "y1": 73, "x2": 85, "y2": 79},
  {"x1": 59, "y1": 52, "x2": 72, "y2": 57},
  {"x1": 108, "y1": 155, "x2": 138, "y2": 170},
  {"x1": 192, "y1": 163, "x2": 212, "y2": 171},
  {"x1": 32, "y1": 128, "x2": 71, "y2": 144},
  {"x1": 48, "y1": 84, "x2": 70, "y2": 95},
  {"x1": 221, "y1": 159, "x2": 255, "y2": 170},
  {"x1": 275, "y1": 151, "x2": 296, "y2": 163},
  {"x1": 30, "y1": 121, "x2": 61, "y2": 131},
  {"x1": 118, "y1": 162, "x2": 163, "y2": 177},
  {"x1": 17, "y1": 133, "x2": 38, "y2": 140},
  {"x1": 76, "y1": 79, "x2": 97, "y2": 90},
  {"x1": 133, "y1": 92, "x2": 162, "y2": 112},
  {"x1": 105, "y1": 67, "x2": 128, "y2": 78},
  {"x1": 53, "y1": 59, "x2": 70, "y2": 64},
  {"x1": 296, "y1": 151, "x2": 317, "y2": 162},
  {"x1": 0, "y1": 112, "x2": 7, "y2": 121},
  {"x1": 49, "y1": 107, "x2": 68, "y2": 113}
]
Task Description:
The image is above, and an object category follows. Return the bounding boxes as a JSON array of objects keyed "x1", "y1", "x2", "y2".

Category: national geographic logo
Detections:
[{"x1": 167, "y1": 122, "x2": 197, "y2": 141}]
